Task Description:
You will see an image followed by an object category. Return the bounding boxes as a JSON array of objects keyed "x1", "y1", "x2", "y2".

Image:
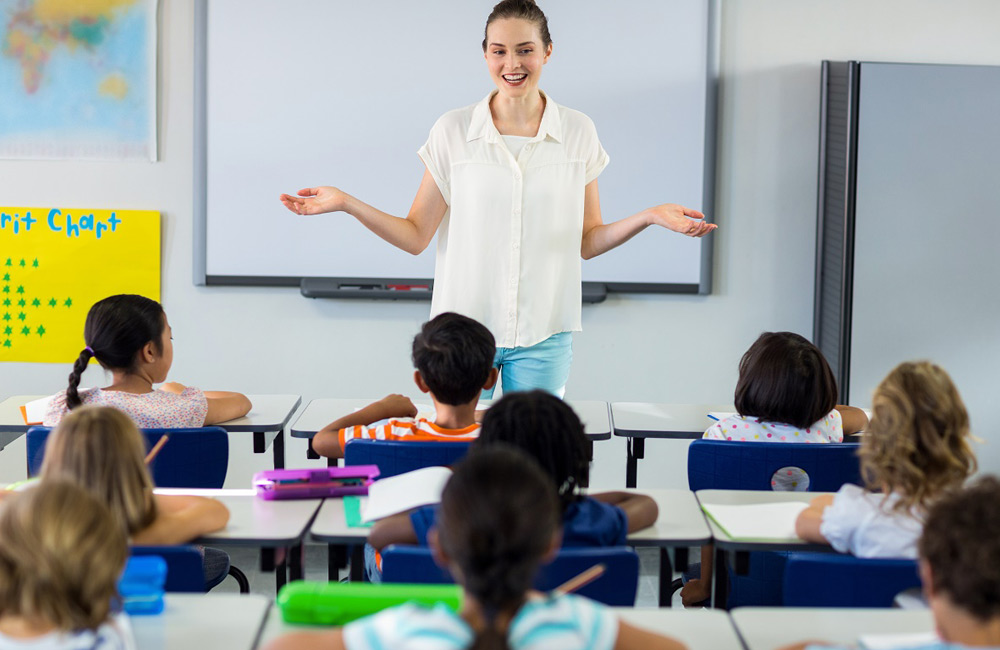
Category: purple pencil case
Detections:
[{"x1": 253, "y1": 466, "x2": 380, "y2": 500}]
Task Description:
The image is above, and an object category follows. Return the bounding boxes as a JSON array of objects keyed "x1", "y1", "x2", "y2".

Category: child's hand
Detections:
[
  {"x1": 680, "y1": 578, "x2": 711, "y2": 607},
  {"x1": 377, "y1": 394, "x2": 418, "y2": 419},
  {"x1": 160, "y1": 382, "x2": 186, "y2": 394}
]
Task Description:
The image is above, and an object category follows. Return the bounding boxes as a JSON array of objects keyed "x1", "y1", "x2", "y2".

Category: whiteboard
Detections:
[{"x1": 195, "y1": 0, "x2": 717, "y2": 292}]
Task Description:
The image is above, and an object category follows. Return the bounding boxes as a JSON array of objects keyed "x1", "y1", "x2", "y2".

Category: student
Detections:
[
  {"x1": 703, "y1": 331, "x2": 868, "y2": 443},
  {"x1": 0, "y1": 480, "x2": 135, "y2": 650},
  {"x1": 795, "y1": 361, "x2": 976, "y2": 557},
  {"x1": 43, "y1": 294, "x2": 251, "y2": 427},
  {"x1": 39, "y1": 405, "x2": 231, "y2": 587},
  {"x1": 263, "y1": 447, "x2": 686, "y2": 650},
  {"x1": 368, "y1": 391, "x2": 657, "y2": 570},
  {"x1": 682, "y1": 331, "x2": 868, "y2": 606},
  {"x1": 311, "y1": 312, "x2": 498, "y2": 459},
  {"x1": 779, "y1": 476, "x2": 1000, "y2": 650}
]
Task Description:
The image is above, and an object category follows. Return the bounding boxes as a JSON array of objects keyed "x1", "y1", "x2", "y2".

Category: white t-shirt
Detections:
[
  {"x1": 0, "y1": 617, "x2": 136, "y2": 650},
  {"x1": 703, "y1": 409, "x2": 844, "y2": 443},
  {"x1": 419, "y1": 90, "x2": 610, "y2": 348},
  {"x1": 820, "y1": 484, "x2": 924, "y2": 558},
  {"x1": 343, "y1": 594, "x2": 618, "y2": 650}
]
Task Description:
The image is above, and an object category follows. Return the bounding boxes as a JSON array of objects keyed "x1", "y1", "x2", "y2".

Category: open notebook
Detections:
[
  {"x1": 20, "y1": 395, "x2": 54, "y2": 425},
  {"x1": 361, "y1": 466, "x2": 452, "y2": 523},
  {"x1": 700, "y1": 501, "x2": 809, "y2": 541}
]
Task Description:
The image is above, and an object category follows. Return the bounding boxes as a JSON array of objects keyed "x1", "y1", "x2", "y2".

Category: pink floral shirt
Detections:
[
  {"x1": 703, "y1": 409, "x2": 844, "y2": 443},
  {"x1": 43, "y1": 387, "x2": 209, "y2": 429}
]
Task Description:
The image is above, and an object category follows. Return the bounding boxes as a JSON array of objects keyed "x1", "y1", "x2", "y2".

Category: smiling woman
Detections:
[{"x1": 279, "y1": 0, "x2": 716, "y2": 396}]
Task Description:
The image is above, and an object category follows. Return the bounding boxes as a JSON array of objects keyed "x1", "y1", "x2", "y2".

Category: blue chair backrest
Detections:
[
  {"x1": 344, "y1": 439, "x2": 470, "y2": 479},
  {"x1": 380, "y1": 545, "x2": 639, "y2": 606},
  {"x1": 27, "y1": 426, "x2": 229, "y2": 488},
  {"x1": 687, "y1": 439, "x2": 862, "y2": 492},
  {"x1": 783, "y1": 552, "x2": 921, "y2": 607},
  {"x1": 130, "y1": 546, "x2": 204, "y2": 593}
]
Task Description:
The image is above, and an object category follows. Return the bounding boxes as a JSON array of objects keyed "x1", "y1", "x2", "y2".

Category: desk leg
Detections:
[
  {"x1": 712, "y1": 547, "x2": 728, "y2": 610},
  {"x1": 658, "y1": 547, "x2": 673, "y2": 607},
  {"x1": 582, "y1": 440, "x2": 593, "y2": 488},
  {"x1": 307, "y1": 436, "x2": 320, "y2": 460},
  {"x1": 253, "y1": 431, "x2": 265, "y2": 454},
  {"x1": 675, "y1": 547, "x2": 689, "y2": 573},
  {"x1": 289, "y1": 543, "x2": 304, "y2": 581},
  {"x1": 349, "y1": 545, "x2": 365, "y2": 582},
  {"x1": 272, "y1": 430, "x2": 285, "y2": 470},
  {"x1": 625, "y1": 437, "x2": 645, "y2": 488},
  {"x1": 329, "y1": 544, "x2": 347, "y2": 582}
]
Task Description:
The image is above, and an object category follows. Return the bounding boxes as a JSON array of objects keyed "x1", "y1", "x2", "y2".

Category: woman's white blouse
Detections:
[{"x1": 419, "y1": 91, "x2": 609, "y2": 348}]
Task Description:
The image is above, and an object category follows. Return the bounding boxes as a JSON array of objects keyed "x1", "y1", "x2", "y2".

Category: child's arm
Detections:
[
  {"x1": 615, "y1": 620, "x2": 688, "y2": 650},
  {"x1": 203, "y1": 391, "x2": 252, "y2": 424},
  {"x1": 260, "y1": 630, "x2": 345, "y2": 650},
  {"x1": 312, "y1": 395, "x2": 417, "y2": 459},
  {"x1": 368, "y1": 511, "x2": 419, "y2": 551},
  {"x1": 589, "y1": 491, "x2": 659, "y2": 532},
  {"x1": 834, "y1": 404, "x2": 868, "y2": 435},
  {"x1": 132, "y1": 494, "x2": 230, "y2": 545},
  {"x1": 795, "y1": 494, "x2": 835, "y2": 544},
  {"x1": 679, "y1": 544, "x2": 713, "y2": 607}
]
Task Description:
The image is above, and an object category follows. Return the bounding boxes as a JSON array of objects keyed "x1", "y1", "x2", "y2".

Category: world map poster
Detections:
[{"x1": 0, "y1": 0, "x2": 157, "y2": 160}]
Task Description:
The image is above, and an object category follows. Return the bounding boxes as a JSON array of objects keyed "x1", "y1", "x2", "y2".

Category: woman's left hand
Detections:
[{"x1": 646, "y1": 204, "x2": 717, "y2": 237}]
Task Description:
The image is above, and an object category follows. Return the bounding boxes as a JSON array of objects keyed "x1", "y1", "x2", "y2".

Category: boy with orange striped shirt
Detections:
[{"x1": 312, "y1": 312, "x2": 498, "y2": 459}]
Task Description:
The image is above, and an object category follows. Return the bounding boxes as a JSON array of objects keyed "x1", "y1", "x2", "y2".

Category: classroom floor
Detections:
[{"x1": 208, "y1": 544, "x2": 673, "y2": 608}]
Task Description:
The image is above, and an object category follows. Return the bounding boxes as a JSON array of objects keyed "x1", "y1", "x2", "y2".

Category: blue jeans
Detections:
[{"x1": 481, "y1": 332, "x2": 573, "y2": 399}]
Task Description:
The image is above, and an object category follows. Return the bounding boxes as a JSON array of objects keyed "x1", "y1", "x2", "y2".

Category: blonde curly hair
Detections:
[{"x1": 861, "y1": 361, "x2": 976, "y2": 512}]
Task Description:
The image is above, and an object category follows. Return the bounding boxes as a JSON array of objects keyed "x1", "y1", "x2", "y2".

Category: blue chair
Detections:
[
  {"x1": 380, "y1": 545, "x2": 639, "y2": 606},
  {"x1": 783, "y1": 553, "x2": 921, "y2": 607},
  {"x1": 130, "y1": 546, "x2": 205, "y2": 593},
  {"x1": 27, "y1": 426, "x2": 229, "y2": 488},
  {"x1": 344, "y1": 439, "x2": 470, "y2": 479}
]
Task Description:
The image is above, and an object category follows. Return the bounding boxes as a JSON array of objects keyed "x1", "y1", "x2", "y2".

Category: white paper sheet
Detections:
[
  {"x1": 361, "y1": 466, "x2": 452, "y2": 523},
  {"x1": 701, "y1": 501, "x2": 809, "y2": 540}
]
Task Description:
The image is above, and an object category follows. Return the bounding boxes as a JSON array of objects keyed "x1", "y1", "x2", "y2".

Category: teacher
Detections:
[{"x1": 280, "y1": 0, "x2": 716, "y2": 397}]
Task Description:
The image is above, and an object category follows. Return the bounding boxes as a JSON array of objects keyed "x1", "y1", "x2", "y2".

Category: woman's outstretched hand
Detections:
[
  {"x1": 279, "y1": 186, "x2": 347, "y2": 215},
  {"x1": 647, "y1": 203, "x2": 717, "y2": 237}
]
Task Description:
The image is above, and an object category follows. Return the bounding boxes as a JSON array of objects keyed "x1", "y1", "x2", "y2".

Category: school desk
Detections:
[
  {"x1": 731, "y1": 607, "x2": 935, "y2": 650},
  {"x1": 611, "y1": 402, "x2": 735, "y2": 488},
  {"x1": 0, "y1": 393, "x2": 300, "y2": 469},
  {"x1": 132, "y1": 593, "x2": 269, "y2": 650},
  {"x1": 310, "y1": 488, "x2": 711, "y2": 607},
  {"x1": 256, "y1": 604, "x2": 743, "y2": 650},
  {"x1": 155, "y1": 488, "x2": 322, "y2": 593},
  {"x1": 695, "y1": 489, "x2": 835, "y2": 609}
]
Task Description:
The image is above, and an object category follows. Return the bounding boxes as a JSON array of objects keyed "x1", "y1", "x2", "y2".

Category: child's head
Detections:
[
  {"x1": 40, "y1": 405, "x2": 157, "y2": 536},
  {"x1": 735, "y1": 331, "x2": 838, "y2": 428},
  {"x1": 477, "y1": 390, "x2": 589, "y2": 511},
  {"x1": 67, "y1": 294, "x2": 170, "y2": 408},
  {"x1": 434, "y1": 446, "x2": 559, "y2": 647},
  {"x1": 919, "y1": 476, "x2": 1000, "y2": 636},
  {"x1": 861, "y1": 361, "x2": 975, "y2": 511},
  {"x1": 411, "y1": 312, "x2": 496, "y2": 406},
  {"x1": 0, "y1": 480, "x2": 127, "y2": 631}
]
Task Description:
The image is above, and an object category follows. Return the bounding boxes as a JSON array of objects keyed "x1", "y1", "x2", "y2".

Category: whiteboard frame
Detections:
[{"x1": 193, "y1": 0, "x2": 719, "y2": 296}]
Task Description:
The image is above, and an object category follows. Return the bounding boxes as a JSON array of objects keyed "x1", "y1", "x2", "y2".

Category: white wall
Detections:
[{"x1": 3, "y1": 0, "x2": 1000, "y2": 487}]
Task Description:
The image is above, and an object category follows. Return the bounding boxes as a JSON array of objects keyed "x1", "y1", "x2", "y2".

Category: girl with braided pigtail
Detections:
[{"x1": 263, "y1": 447, "x2": 687, "y2": 650}]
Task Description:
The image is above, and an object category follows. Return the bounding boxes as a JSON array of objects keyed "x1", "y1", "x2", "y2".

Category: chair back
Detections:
[
  {"x1": 27, "y1": 426, "x2": 229, "y2": 488},
  {"x1": 344, "y1": 439, "x2": 470, "y2": 479},
  {"x1": 687, "y1": 439, "x2": 862, "y2": 492},
  {"x1": 130, "y1": 545, "x2": 204, "y2": 593},
  {"x1": 380, "y1": 545, "x2": 639, "y2": 606},
  {"x1": 783, "y1": 552, "x2": 921, "y2": 607}
]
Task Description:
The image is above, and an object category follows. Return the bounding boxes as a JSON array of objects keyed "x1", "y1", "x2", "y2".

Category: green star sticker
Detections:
[
  {"x1": 1, "y1": 299, "x2": 8, "y2": 307},
  {"x1": 17, "y1": 312, "x2": 26, "y2": 321},
  {"x1": 1, "y1": 313, "x2": 9, "y2": 321},
  {"x1": 31, "y1": 298, "x2": 40, "y2": 307},
  {"x1": 1, "y1": 286, "x2": 8, "y2": 294},
  {"x1": 18, "y1": 259, "x2": 25, "y2": 267},
  {"x1": 48, "y1": 298, "x2": 57, "y2": 307},
  {"x1": 17, "y1": 299, "x2": 25, "y2": 308},
  {"x1": 20, "y1": 325, "x2": 30, "y2": 336},
  {"x1": 1, "y1": 273, "x2": 8, "y2": 281},
  {"x1": 4, "y1": 258, "x2": 11, "y2": 266},
  {"x1": 16, "y1": 285, "x2": 24, "y2": 294},
  {"x1": 36, "y1": 325, "x2": 45, "y2": 336},
  {"x1": 3, "y1": 326, "x2": 11, "y2": 335},
  {"x1": 64, "y1": 298, "x2": 72, "y2": 307},
  {"x1": 32, "y1": 259, "x2": 38, "y2": 268},
  {"x1": 2, "y1": 339, "x2": 10, "y2": 348}
]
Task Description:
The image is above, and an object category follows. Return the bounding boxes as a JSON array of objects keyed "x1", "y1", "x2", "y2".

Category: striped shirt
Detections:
[
  {"x1": 342, "y1": 594, "x2": 618, "y2": 650},
  {"x1": 338, "y1": 417, "x2": 480, "y2": 450}
]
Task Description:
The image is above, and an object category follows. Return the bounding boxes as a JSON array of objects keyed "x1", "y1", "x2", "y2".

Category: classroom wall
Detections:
[{"x1": 3, "y1": 0, "x2": 1000, "y2": 486}]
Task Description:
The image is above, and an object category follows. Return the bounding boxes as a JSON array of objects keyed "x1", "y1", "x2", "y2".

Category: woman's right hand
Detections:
[{"x1": 279, "y1": 186, "x2": 348, "y2": 215}]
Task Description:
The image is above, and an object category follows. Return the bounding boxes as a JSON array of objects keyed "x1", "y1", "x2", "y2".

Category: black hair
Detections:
[
  {"x1": 438, "y1": 446, "x2": 559, "y2": 650},
  {"x1": 411, "y1": 312, "x2": 495, "y2": 406},
  {"x1": 66, "y1": 294, "x2": 166, "y2": 409},
  {"x1": 483, "y1": 0, "x2": 552, "y2": 51},
  {"x1": 919, "y1": 476, "x2": 1000, "y2": 621},
  {"x1": 476, "y1": 390, "x2": 588, "y2": 512},
  {"x1": 734, "y1": 331, "x2": 838, "y2": 429}
]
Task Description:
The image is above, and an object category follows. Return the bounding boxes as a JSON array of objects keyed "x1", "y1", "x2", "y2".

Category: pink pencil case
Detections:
[{"x1": 253, "y1": 466, "x2": 380, "y2": 500}]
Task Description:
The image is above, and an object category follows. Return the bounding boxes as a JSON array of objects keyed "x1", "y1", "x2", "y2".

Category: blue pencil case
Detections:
[{"x1": 119, "y1": 555, "x2": 166, "y2": 615}]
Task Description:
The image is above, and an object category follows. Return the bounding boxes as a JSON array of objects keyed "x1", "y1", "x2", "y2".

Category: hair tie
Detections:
[{"x1": 84, "y1": 346, "x2": 94, "y2": 355}]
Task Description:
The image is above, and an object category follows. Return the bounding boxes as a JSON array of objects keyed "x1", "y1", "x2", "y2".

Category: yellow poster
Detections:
[{"x1": 0, "y1": 207, "x2": 160, "y2": 363}]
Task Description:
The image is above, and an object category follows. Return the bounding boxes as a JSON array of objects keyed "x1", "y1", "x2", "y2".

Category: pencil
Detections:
[
  {"x1": 553, "y1": 563, "x2": 605, "y2": 595},
  {"x1": 144, "y1": 435, "x2": 169, "y2": 465}
]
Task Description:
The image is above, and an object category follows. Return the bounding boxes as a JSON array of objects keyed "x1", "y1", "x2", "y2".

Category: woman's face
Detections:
[{"x1": 484, "y1": 18, "x2": 551, "y2": 99}]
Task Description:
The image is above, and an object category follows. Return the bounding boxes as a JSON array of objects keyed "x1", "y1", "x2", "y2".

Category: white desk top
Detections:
[
  {"x1": 155, "y1": 488, "x2": 323, "y2": 547},
  {"x1": 291, "y1": 398, "x2": 611, "y2": 440},
  {"x1": 132, "y1": 593, "x2": 269, "y2": 650},
  {"x1": 610, "y1": 402, "x2": 735, "y2": 439},
  {"x1": 0, "y1": 394, "x2": 300, "y2": 432},
  {"x1": 309, "y1": 488, "x2": 710, "y2": 546},
  {"x1": 258, "y1": 605, "x2": 742, "y2": 650},
  {"x1": 695, "y1": 489, "x2": 833, "y2": 552},
  {"x1": 732, "y1": 607, "x2": 936, "y2": 650}
]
